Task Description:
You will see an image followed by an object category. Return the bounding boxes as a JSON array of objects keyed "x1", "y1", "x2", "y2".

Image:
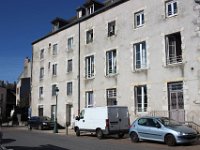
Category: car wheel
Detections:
[
  {"x1": 130, "y1": 131, "x2": 139, "y2": 143},
  {"x1": 75, "y1": 128, "x2": 80, "y2": 136},
  {"x1": 118, "y1": 133, "x2": 125, "y2": 138},
  {"x1": 165, "y1": 134, "x2": 176, "y2": 146},
  {"x1": 96, "y1": 129, "x2": 103, "y2": 139}
]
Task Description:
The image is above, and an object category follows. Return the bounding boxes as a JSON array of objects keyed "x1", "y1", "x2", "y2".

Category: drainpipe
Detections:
[{"x1": 78, "y1": 22, "x2": 81, "y2": 115}]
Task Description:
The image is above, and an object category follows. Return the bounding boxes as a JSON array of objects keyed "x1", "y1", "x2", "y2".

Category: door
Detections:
[
  {"x1": 66, "y1": 104, "x2": 72, "y2": 126},
  {"x1": 168, "y1": 82, "x2": 185, "y2": 122}
]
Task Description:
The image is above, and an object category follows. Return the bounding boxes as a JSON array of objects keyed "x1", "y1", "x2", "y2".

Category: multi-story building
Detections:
[{"x1": 31, "y1": 0, "x2": 200, "y2": 127}]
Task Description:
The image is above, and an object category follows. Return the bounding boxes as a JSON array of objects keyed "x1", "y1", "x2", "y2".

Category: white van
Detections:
[{"x1": 74, "y1": 106, "x2": 130, "y2": 139}]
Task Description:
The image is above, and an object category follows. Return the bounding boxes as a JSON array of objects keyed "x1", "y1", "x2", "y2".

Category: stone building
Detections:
[{"x1": 31, "y1": 0, "x2": 200, "y2": 127}]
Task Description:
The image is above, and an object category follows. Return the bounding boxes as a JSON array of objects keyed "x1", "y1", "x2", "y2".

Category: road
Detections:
[{"x1": 1, "y1": 127, "x2": 200, "y2": 150}]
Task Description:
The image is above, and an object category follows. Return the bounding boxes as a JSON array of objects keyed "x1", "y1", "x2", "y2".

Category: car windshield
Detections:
[{"x1": 158, "y1": 117, "x2": 181, "y2": 126}]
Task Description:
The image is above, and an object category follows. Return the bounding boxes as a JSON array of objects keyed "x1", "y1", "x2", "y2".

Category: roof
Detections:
[{"x1": 32, "y1": 0, "x2": 129, "y2": 45}]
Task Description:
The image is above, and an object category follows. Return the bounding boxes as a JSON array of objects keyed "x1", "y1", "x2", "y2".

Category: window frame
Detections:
[
  {"x1": 166, "y1": 0, "x2": 178, "y2": 17},
  {"x1": 135, "y1": 85, "x2": 148, "y2": 113},
  {"x1": 40, "y1": 49, "x2": 44, "y2": 60},
  {"x1": 39, "y1": 86, "x2": 44, "y2": 99},
  {"x1": 52, "y1": 84, "x2": 57, "y2": 96},
  {"x1": 67, "y1": 59, "x2": 73, "y2": 73},
  {"x1": 67, "y1": 82, "x2": 73, "y2": 96},
  {"x1": 106, "y1": 49, "x2": 117, "y2": 76},
  {"x1": 39, "y1": 67, "x2": 44, "y2": 79},
  {"x1": 86, "y1": 29, "x2": 93, "y2": 44},
  {"x1": 52, "y1": 64, "x2": 57, "y2": 76},
  {"x1": 106, "y1": 88, "x2": 117, "y2": 106},
  {"x1": 165, "y1": 32, "x2": 182, "y2": 65},
  {"x1": 85, "y1": 55, "x2": 95, "y2": 79},
  {"x1": 134, "y1": 10, "x2": 144, "y2": 28},
  {"x1": 52, "y1": 43, "x2": 58, "y2": 55},
  {"x1": 86, "y1": 91, "x2": 94, "y2": 107},
  {"x1": 67, "y1": 37, "x2": 73, "y2": 50},
  {"x1": 108, "y1": 21, "x2": 116, "y2": 37},
  {"x1": 133, "y1": 41, "x2": 147, "y2": 70}
]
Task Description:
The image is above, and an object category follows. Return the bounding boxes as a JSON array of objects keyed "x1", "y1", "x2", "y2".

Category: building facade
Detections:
[{"x1": 31, "y1": 0, "x2": 200, "y2": 127}]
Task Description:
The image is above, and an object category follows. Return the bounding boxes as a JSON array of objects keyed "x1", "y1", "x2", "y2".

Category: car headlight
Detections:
[
  {"x1": 179, "y1": 132, "x2": 187, "y2": 136},
  {"x1": 42, "y1": 122, "x2": 47, "y2": 125}
]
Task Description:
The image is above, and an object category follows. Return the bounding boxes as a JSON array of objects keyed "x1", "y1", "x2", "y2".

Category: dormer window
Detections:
[{"x1": 87, "y1": 4, "x2": 94, "y2": 15}]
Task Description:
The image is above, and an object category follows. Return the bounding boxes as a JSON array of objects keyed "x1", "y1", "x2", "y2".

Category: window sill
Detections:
[
  {"x1": 133, "y1": 68, "x2": 148, "y2": 73},
  {"x1": 105, "y1": 73, "x2": 118, "y2": 78},
  {"x1": 166, "y1": 14, "x2": 178, "y2": 19},
  {"x1": 165, "y1": 61, "x2": 185, "y2": 68},
  {"x1": 85, "y1": 76, "x2": 95, "y2": 80}
]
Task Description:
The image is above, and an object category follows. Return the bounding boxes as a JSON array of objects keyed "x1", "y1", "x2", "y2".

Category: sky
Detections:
[{"x1": 0, "y1": 0, "x2": 104, "y2": 83}]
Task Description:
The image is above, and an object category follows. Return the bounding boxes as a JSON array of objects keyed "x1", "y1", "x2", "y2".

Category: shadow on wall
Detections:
[{"x1": 6, "y1": 144, "x2": 69, "y2": 150}]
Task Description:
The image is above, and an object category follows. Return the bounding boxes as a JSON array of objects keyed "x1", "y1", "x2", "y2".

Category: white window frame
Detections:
[
  {"x1": 86, "y1": 91, "x2": 94, "y2": 107},
  {"x1": 135, "y1": 10, "x2": 144, "y2": 28},
  {"x1": 52, "y1": 43, "x2": 58, "y2": 55},
  {"x1": 106, "y1": 50, "x2": 117, "y2": 75},
  {"x1": 134, "y1": 41, "x2": 147, "y2": 70},
  {"x1": 67, "y1": 37, "x2": 73, "y2": 50},
  {"x1": 166, "y1": 0, "x2": 178, "y2": 17},
  {"x1": 87, "y1": 4, "x2": 94, "y2": 15},
  {"x1": 106, "y1": 88, "x2": 117, "y2": 106},
  {"x1": 67, "y1": 82, "x2": 73, "y2": 96},
  {"x1": 86, "y1": 29, "x2": 93, "y2": 44},
  {"x1": 85, "y1": 55, "x2": 95, "y2": 79},
  {"x1": 135, "y1": 85, "x2": 147, "y2": 113},
  {"x1": 52, "y1": 64, "x2": 57, "y2": 76}
]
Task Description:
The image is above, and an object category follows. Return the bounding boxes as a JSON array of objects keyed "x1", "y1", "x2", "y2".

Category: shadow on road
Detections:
[
  {"x1": 1, "y1": 139, "x2": 16, "y2": 144},
  {"x1": 6, "y1": 144, "x2": 69, "y2": 150}
]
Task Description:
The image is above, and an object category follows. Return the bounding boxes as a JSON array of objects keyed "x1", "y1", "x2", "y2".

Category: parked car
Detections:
[
  {"x1": 28, "y1": 116, "x2": 54, "y2": 130},
  {"x1": 129, "y1": 116, "x2": 199, "y2": 146},
  {"x1": 74, "y1": 106, "x2": 130, "y2": 139}
]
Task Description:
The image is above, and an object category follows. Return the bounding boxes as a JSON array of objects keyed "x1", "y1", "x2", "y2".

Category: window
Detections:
[
  {"x1": 67, "y1": 37, "x2": 73, "y2": 50},
  {"x1": 106, "y1": 50, "x2": 117, "y2": 75},
  {"x1": 67, "y1": 59, "x2": 73, "y2": 73},
  {"x1": 53, "y1": 44, "x2": 58, "y2": 55},
  {"x1": 108, "y1": 21, "x2": 116, "y2": 37},
  {"x1": 87, "y1": 5, "x2": 94, "y2": 15},
  {"x1": 39, "y1": 87, "x2": 43, "y2": 99},
  {"x1": 166, "y1": 0, "x2": 178, "y2": 17},
  {"x1": 67, "y1": 82, "x2": 73, "y2": 96},
  {"x1": 86, "y1": 91, "x2": 94, "y2": 107},
  {"x1": 107, "y1": 88, "x2": 117, "y2": 105},
  {"x1": 135, "y1": 10, "x2": 144, "y2": 28},
  {"x1": 40, "y1": 67, "x2": 44, "y2": 79},
  {"x1": 52, "y1": 64, "x2": 57, "y2": 76},
  {"x1": 134, "y1": 41, "x2": 147, "y2": 70},
  {"x1": 52, "y1": 84, "x2": 57, "y2": 96},
  {"x1": 85, "y1": 55, "x2": 94, "y2": 79},
  {"x1": 135, "y1": 85, "x2": 147, "y2": 112},
  {"x1": 165, "y1": 32, "x2": 182, "y2": 65},
  {"x1": 40, "y1": 49, "x2": 44, "y2": 60},
  {"x1": 38, "y1": 105, "x2": 43, "y2": 117},
  {"x1": 86, "y1": 29, "x2": 93, "y2": 44}
]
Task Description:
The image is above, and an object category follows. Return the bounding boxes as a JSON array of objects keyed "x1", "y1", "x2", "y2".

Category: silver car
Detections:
[{"x1": 129, "y1": 116, "x2": 199, "y2": 146}]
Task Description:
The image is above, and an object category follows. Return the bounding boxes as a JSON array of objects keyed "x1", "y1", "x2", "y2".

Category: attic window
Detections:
[
  {"x1": 52, "y1": 23, "x2": 59, "y2": 32},
  {"x1": 87, "y1": 4, "x2": 94, "y2": 15}
]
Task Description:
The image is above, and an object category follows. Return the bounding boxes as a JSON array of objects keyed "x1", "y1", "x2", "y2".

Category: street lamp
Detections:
[{"x1": 53, "y1": 86, "x2": 59, "y2": 133}]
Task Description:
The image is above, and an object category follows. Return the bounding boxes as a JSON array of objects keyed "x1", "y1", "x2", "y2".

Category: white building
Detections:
[{"x1": 31, "y1": 0, "x2": 200, "y2": 128}]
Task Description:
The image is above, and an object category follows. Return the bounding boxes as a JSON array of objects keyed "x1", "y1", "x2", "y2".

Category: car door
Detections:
[{"x1": 137, "y1": 118, "x2": 153, "y2": 139}]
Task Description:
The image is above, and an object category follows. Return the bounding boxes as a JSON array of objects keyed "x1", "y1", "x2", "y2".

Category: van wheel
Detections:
[
  {"x1": 165, "y1": 134, "x2": 176, "y2": 146},
  {"x1": 130, "y1": 131, "x2": 139, "y2": 143},
  {"x1": 96, "y1": 129, "x2": 103, "y2": 139},
  {"x1": 75, "y1": 128, "x2": 80, "y2": 136},
  {"x1": 118, "y1": 133, "x2": 124, "y2": 138}
]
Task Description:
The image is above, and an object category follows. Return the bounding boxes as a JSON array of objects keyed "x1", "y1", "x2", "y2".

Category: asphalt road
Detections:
[{"x1": 1, "y1": 127, "x2": 200, "y2": 150}]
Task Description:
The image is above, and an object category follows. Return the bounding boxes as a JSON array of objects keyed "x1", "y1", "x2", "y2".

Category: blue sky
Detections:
[{"x1": 0, "y1": 0, "x2": 104, "y2": 83}]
